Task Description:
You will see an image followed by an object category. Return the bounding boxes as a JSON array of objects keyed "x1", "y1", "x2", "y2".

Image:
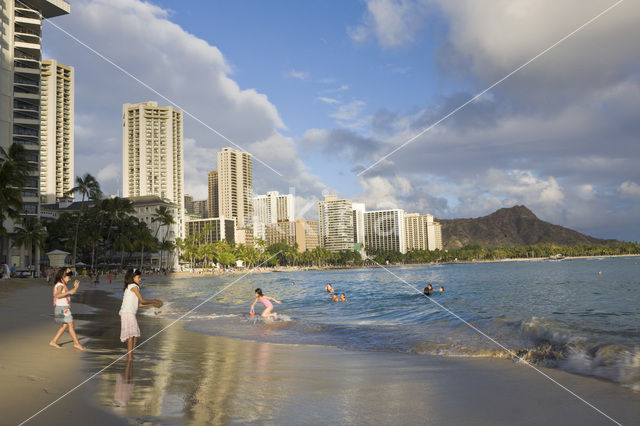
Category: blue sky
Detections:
[{"x1": 43, "y1": 0, "x2": 640, "y2": 241}]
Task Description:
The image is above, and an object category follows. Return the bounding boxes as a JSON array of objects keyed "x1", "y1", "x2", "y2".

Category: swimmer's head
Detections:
[
  {"x1": 255, "y1": 288, "x2": 263, "y2": 297},
  {"x1": 439, "y1": 286, "x2": 444, "y2": 292},
  {"x1": 427, "y1": 283, "x2": 433, "y2": 290}
]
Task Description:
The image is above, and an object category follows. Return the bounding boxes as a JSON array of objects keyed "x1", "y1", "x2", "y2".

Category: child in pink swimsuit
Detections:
[{"x1": 250, "y1": 288, "x2": 281, "y2": 319}]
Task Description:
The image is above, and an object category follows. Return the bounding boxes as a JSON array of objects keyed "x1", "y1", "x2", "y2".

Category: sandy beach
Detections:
[{"x1": 2, "y1": 277, "x2": 639, "y2": 425}]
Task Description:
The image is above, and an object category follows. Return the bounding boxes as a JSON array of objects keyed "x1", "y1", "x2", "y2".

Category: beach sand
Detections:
[{"x1": 2, "y1": 278, "x2": 639, "y2": 425}]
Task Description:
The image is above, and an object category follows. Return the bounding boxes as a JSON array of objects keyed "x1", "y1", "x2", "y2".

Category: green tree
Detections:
[
  {"x1": 11, "y1": 216, "x2": 47, "y2": 270},
  {"x1": 0, "y1": 143, "x2": 32, "y2": 262},
  {"x1": 66, "y1": 173, "x2": 102, "y2": 269}
]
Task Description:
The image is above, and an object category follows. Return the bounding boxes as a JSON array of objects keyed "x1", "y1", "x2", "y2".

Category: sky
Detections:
[{"x1": 42, "y1": 0, "x2": 640, "y2": 241}]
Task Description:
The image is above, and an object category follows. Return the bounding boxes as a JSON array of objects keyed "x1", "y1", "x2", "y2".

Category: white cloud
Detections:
[
  {"x1": 317, "y1": 96, "x2": 340, "y2": 105},
  {"x1": 286, "y1": 69, "x2": 310, "y2": 80},
  {"x1": 43, "y1": 0, "x2": 322, "y2": 202},
  {"x1": 619, "y1": 181, "x2": 640, "y2": 198},
  {"x1": 96, "y1": 163, "x2": 119, "y2": 185},
  {"x1": 331, "y1": 100, "x2": 366, "y2": 121},
  {"x1": 349, "y1": 0, "x2": 429, "y2": 48}
]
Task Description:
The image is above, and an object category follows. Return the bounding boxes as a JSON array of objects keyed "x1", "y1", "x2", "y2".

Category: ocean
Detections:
[{"x1": 134, "y1": 256, "x2": 640, "y2": 391}]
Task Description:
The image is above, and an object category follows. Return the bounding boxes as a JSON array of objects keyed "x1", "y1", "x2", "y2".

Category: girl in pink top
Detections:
[
  {"x1": 49, "y1": 267, "x2": 86, "y2": 350},
  {"x1": 250, "y1": 288, "x2": 281, "y2": 319}
]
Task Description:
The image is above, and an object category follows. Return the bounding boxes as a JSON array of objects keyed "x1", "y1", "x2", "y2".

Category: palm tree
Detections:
[
  {"x1": 66, "y1": 174, "x2": 102, "y2": 270},
  {"x1": 0, "y1": 143, "x2": 31, "y2": 262},
  {"x1": 11, "y1": 217, "x2": 47, "y2": 272},
  {"x1": 151, "y1": 206, "x2": 175, "y2": 269},
  {"x1": 137, "y1": 224, "x2": 157, "y2": 270}
]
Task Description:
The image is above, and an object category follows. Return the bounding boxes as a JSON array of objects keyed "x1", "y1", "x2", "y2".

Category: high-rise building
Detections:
[
  {"x1": 185, "y1": 217, "x2": 236, "y2": 245},
  {"x1": 184, "y1": 194, "x2": 194, "y2": 214},
  {"x1": 253, "y1": 191, "x2": 294, "y2": 224},
  {"x1": 265, "y1": 221, "x2": 296, "y2": 247},
  {"x1": 318, "y1": 195, "x2": 353, "y2": 252},
  {"x1": 40, "y1": 59, "x2": 73, "y2": 204},
  {"x1": 352, "y1": 202, "x2": 366, "y2": 248},
  {"x1": 0, "y1": 0, "x2": 70, "y2": 269},
  {"x1": 192, "y1": 199, "x2": 207, "y2": 218},
  {"x1": 427, "y1": 218, "x2": 443, "y2": 251},
  {"x1": 295, "y1": 218, "x2": 318, "y2": 252},
  {"x1": 365, "y1": 209, "x2": 407, "y2": 254},
  {"x1": 207, "y1": 169, "x2": 218, "y2": 218},
  {"x1": 122, "y1": 101, "x2": 184, "y2": 237},
  {"x1": 217, "y1": 147, "x2": 252, "y2": 229},
  {"x1": 405, "y1": 213, "x2": 443, "y2": 251}
]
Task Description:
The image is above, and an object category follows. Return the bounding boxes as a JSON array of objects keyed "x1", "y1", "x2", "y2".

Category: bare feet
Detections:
[
  {"x1": 73, "y1": 344, "x2": 87, "y2": 351},
  {"x1": 49, "y1": 341, "x2": 62, "y2": 349}
]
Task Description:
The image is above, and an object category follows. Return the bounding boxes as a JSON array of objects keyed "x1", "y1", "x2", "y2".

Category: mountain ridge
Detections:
[{"x1": 438, "y1": 205, "x2": 610, "y2": 249}]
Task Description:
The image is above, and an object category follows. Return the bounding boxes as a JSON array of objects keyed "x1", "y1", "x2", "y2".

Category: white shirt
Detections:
[
  {"x1": 53, "y1": 282, "x2": 70, "y2": 307},
  {"x1": 119, "y1": 284, "x2": 140, "y2": 315}
]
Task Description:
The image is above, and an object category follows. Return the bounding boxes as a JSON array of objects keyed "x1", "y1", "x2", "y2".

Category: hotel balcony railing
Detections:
[
  {"x1": 15, "y1": 25, "x2": 40, "y2": 38},
  {"x1": 14, "y1": 50, "x2": 39, "y2": 62},
  {"x1": 14, "y1": 111, "x2": 39, "y2": 120},
  {"x1": 13, "y1": 126, "x2": 38, "y2": 136},
  {"x1": 14, "y1": 85, "x2": 39, "y2": 95},
  {"x1": 14, "y1": 101, "x2": 39, "y2": 112},
  {"x1": 14, "y1": 75, "x2": 40, "y2": 87},
  {"x1": 15, "y1": 7, "x2": 42, "y2": 20}
]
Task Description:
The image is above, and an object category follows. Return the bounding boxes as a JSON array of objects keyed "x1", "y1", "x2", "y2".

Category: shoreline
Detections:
[{"x1": 3, "y1": 266, "x2": 640, "y2": 425}]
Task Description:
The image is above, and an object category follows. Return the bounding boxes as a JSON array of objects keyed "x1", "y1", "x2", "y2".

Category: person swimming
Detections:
[
  {"x1": 439, "y1": 286, "x2": 445, "y2": 292},
  {"x1": 325, "y1": 283, "x2": 334, "y2": 293},
  {"x1": 332, "y1": 293, "x2": 339, "y2": 302},
  {"x1": 423, "y1": 287, "x2": 431, "y2": 296},
  {"x1": 338, "y1": 293, "x2": 347, "y2": 302}
]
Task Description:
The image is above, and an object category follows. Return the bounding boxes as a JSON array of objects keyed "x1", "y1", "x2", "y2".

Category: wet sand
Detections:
[{"x1": 2, "y1": 278, "x2": 640, "y2": 425}]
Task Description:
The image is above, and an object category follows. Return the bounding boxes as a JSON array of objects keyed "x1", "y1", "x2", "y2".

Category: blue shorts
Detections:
[{"x1": 54, "y1": 305, "x2": 73, "y2": 324}]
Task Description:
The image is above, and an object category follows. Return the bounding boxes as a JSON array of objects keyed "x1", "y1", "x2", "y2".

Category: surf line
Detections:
[
  {"x1": 19, "y1": 252, "x2": 282, "y2": 426},
  {"x1": 370, "y1": 259, "x2": 622, "y2": 426}
]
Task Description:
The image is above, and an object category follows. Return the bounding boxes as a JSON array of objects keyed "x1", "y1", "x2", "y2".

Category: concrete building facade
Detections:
[
  {"x1": 295, "y1": 218, "x2": 318, "y2": 252},
  {"x1": 207, "y1": 169, "x2": 218, "y2": 219},
  {"x1": 185, "y1": 217, "x2": 236, "y2": 245},
  {"x1": 129, "y1": 195, "x2": 180, "y2": 268},
  {"x1": 40, "y1": 59, "x2": 73, "y2": 204},
  {"x1": 265, "y1": 221, "x2": 296, "y2": 247},
  {"x1": 0, "y1": 0, "x2": 70, "y2": 270},
  {"x1": 318, "y1": 195, "x2": 354, "y2": 252},
  {"x1": 122, "y1": 101, "x2": 184, "y2": 237},
  {"x1": 364, "y1": 209, "x2": 407, "y2": 254},
  {"x1": 217, "y1": 147, "x2": 252, "y2": 229},
  {"x1": 405, "y1": 213, "x2": 443, "y2": 251}
]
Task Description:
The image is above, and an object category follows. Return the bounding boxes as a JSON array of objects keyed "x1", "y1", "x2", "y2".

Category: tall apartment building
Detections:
[
  {"x1": 122, "y1": 101, "x2": 184, "y2": 237},
  {"x1": 265, "y1": 221, "x2": 296, "y2": 247},
  {"x1": 253, "y1": 190, "x2": 294, "y2": 240},
  {"x1": 364, "y1": 209, "x2": 407, "y2": 254},
  {"x1": 185, "y1": 217, "x2": 235, "y2": 245},
  {"x1": 0, "y1": 0, "x2": 70, "y2": 269},
  {"x1": 253, "y1": 191, "x2": 294, "y2": 224},
  {"x1": 192, "y1": 199, "x2": 207, "y2": 218},
  {"x1": 318, "y1": 195, "x2": 354, "y2": 252},
  {"x1": 352, "y1": 202, "x2": 366, "y2": 248},
  {"x1": 40, "y1": 59, "x2": 73, "y2": 204},
  {"x1": 295, "y1": 218, "x2": 318, "y2": 252},
  {"x1": 427, "y1": 218, "x2": 443, "y2": 251},
  {"x1": 405, "y1": 213, "x2": 443, "y2": 251},
  {"x1": 184, "y1": 194, "x2": 194, "y2": 213},
  {"x1": 207, "y1": 169, "x2": 218, "y2": 218},
  {"x1": 217, "y1": 147, "x2": 252, "y2": 229}
]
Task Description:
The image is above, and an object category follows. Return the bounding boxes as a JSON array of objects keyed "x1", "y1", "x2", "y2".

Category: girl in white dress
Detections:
[{"x1": 120, "y1": 269, "x2": 162, "y2": 359}]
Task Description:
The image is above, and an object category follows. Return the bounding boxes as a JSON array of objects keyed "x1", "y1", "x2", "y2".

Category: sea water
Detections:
[{"x1": 136, "y1": 256, "x2": 640, "y2": 390}]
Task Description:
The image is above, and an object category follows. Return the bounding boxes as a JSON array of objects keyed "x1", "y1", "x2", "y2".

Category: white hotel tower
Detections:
[
  {"x1": 122, "y1": 101, "x2": 184, "y2": 237},
  {"x1": 40, "y1": 59, "x2": 73, "y2": 203}
]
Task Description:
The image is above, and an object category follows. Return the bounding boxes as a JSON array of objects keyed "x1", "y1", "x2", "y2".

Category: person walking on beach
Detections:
[
  {"x1": 250, "y1": 288, "x2": 281, "y2": 319},
  {"x1": 120, "y1": 269, "x2": 163, "y2": 360},
  {"x1": 108, "y1": 273, "x2": 113, "y2": 284},
  {"x1": 49, "y1": 267, "x2": 86, "y2": 350}
]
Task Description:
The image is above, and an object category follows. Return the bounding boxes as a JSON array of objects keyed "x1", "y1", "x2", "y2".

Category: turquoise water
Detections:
[{"x1": 137, "y1": 256, "x2": 640, "y2": 390}]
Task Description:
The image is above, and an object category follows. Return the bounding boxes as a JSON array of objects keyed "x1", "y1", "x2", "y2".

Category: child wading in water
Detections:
[
  {"x1": 250, "y1": 288, "x2": 281, "y2": 319},
  {"x1": 119, "y1": 269, "x2": 162, "y2": 359},
  {"x1": 49, "y1": 267, "x2": 87, "y2": 350}
]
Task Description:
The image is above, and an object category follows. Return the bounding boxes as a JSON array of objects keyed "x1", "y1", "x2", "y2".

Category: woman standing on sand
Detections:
[
  {"x1": 49, "y1": 267, "x2": 86, "y2": 350},
  {"x1": 250, "y1": 288, "x2": 281, "y2": 319},
  {"x1": 120, "y1": 269, "x2": 162, "y2": 359}
]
